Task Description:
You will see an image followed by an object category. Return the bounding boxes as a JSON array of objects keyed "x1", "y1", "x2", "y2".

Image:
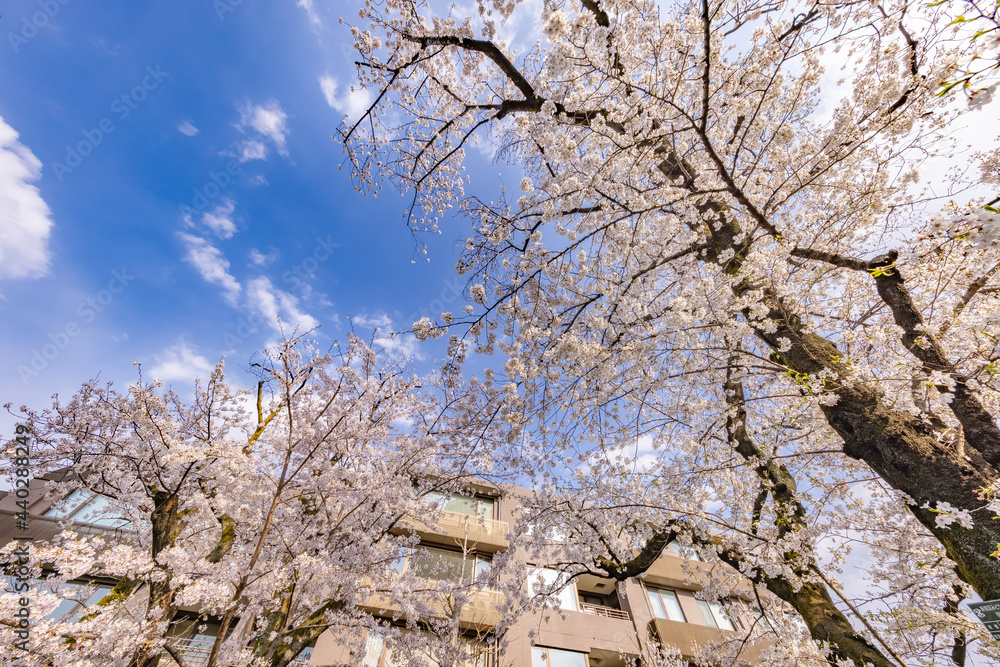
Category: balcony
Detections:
[
  {"x1": 163, "y1": 637, "x2": 312, "y2": 666},
  {"x1": 166, "y1": 637, "x2": 212, "y2": 666},
  {"x1": 648, "y1": 618, "x2": 729, "y2": 659},
  {"x1": 407, "y1": 510, "x2": 509, "y2": 552},
  {"x1": 580, "y1": 602, "x2": 630, "y2": 620},
  {"x1": 362, "y1": 586, "x2": 506, "y2": 631}
]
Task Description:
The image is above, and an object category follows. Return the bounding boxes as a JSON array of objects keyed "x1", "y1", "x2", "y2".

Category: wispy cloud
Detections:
[
  {"x1": 246, "y1": 276, "x2": 318, "y2": 335},
  {"x1": 351, "y1": 312, "x2": 421, "y2": 358},
  {"x1": 178, "y1": 120, "x2": 199, "y2": 136},
  {"x1": 179, "y1": 233, "x2": 241, "y2": 305},
  {"x1": 149, "y1": 338, "x2": 215, "y2": 384},
  {"x1": 238, "y1": 140, "x2": 267, "y2": 163},
  {"x1": 236, "y1": 100, "x2": 290, "y2": 160},
  {"x1": 200, "y1": 199, "x2": 238, "y2": 239},
  {"x1": 249, "y1": 248, "x2": 277, "y2": 266},
  {"x1": 297, "y1": 0, "x2": 322, "y2": 27},
  {"x1": 0, "y1": 116, "x2": 53, "y2": 280},
  {"x1": 319, "y1": 75, "x2": 372, "y2": 122}
]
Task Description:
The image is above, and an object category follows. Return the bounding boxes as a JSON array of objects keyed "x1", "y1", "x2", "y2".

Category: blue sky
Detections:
[{"x1": 0, "y1": 0, "x2": 502, "y2": 427}]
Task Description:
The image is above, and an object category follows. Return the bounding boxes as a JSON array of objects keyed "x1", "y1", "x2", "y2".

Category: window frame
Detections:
[
  {"x1": 424, "y1": 491, "x2": 497, "y2": 520},
  {"x1": 43, "y1": 489, "x2": 131, "y2": 528},
  {"x1": 697, "y1": 599, "x2": 736, "y2": 631},
  {"x1": 528, "y1": 567, "x2": 579, "y2": 612},
  {"x1": 645, "y1": 586, "x2": 687, "y2": 622},
  {"x1": 391, "y1": 544, "x2": 492, "y2": 584},
  {"x1": 362, "y1": 628, "x2": 495, "y2": 667},
  {"x1": 531, "y1": 646, "x2": 589, "y2": 667}
]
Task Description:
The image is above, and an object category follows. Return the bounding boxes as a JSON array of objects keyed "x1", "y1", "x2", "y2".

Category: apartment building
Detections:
[{"x1": 1, "y1": 473, "x2": 764, "y2": 666}]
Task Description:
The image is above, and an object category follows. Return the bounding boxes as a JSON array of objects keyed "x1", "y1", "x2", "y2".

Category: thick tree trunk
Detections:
[
  {"x1": 699, "y1": 205, "x2": 1000, "y2": 601},
  {"x1": 716, "y1": 549, "x2": 896, "y2": 667},
  {"x1": 754, "y1": 299, "x2": 1000, "y2": 601},
  {"x1": 133, "y1": 490, "x2": 183, "y2": 667}
]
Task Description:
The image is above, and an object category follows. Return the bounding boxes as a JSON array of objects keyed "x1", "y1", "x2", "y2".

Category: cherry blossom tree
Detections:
[
  {"x1": 0, "y1": 335, "x2": 509, "y2": 667},
  {"x1": 337, "y1": 0, "x2": 1000, "y2": 662}
]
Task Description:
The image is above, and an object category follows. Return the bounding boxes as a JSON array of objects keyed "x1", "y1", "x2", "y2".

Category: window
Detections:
[
  {"x1": 362, "y1": 630, "x2": 494, "y2": 667},
  {"x1": 44, "y1": 490, "x2": 130, "y2": 528},
  {"x1": 531, "y1": 647, "x2": 587, "y2": 667},
  {"x1": 425, "y1": 491, "x2": 495, "y2": 520},
  {"x1": 393, "y1": 545, "x2": 491, "y2": 584},
  {"x1": 646, "y1": 587, "x2": 686, "y2": 622},
  {"x1": 40, "y1": 581, "x2": 113, "y2": 623},
  {"x1": 696, "y1": 600, "x2": 736, "y2": 631},
  {"x1": 528, "y1": 567, "x2": 578, "y2": 612}
]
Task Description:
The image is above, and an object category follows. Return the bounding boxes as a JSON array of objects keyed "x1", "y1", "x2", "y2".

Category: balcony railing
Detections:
[
  {"x1": 436, "y1": 510, "x2": 509, "y2": 538},
  {"x1": 168, "y1": 637, "x2": 213, "y2": 666},
  {"x1": 165, "y1": 638, "x2": 312, "y2": 666},
  {"x1": 580, "y1": 602, "x2": 631, "y2": 620}
]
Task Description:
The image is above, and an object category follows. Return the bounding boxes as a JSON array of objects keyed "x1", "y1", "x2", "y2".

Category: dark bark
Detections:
[
  {"x1": 719, "y1": 548, "x2": 895, "y2": 667},
  {"x1": 133, "y1": 489, "x2": 183, "y2": 667},
  {"x1": 258, "y1": 600, "x2": 346, "y2": 667},
  {"x1": 720, "y1": 368, "x2": 895, "y2": 667},
  {"x1": 750, "y1": 291, "x2": 1000, "y2": 601}
]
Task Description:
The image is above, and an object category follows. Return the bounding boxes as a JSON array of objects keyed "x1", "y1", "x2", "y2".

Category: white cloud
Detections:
[
  {"x1": 0, "y1": 116, "x2": 53, "y2": 280},
  {"x1": 297, "y1": 0, "x2": 322, "y2": 27},
  {"x1": 246, "y1": 276, "x2": 319, "y2": 335},
  {"x1": 352, "y1": 313, "x2": 394, "y2": 329},
  {"x1": 149, "y1": 339, "x2": 215, "y2": 384},
  {"x1": 238, "y1": 139, "x2": 268, "y2": 163},
  {"x1": 351, "y1": 312, "x2": 422, "y2": 358},
  {"x1": 179, "y1": 233, "x2": 241, "y2": 305},
  {"x1": 319, "y1": 75, "x2": 373, "y2": 122},
  {"x1": 236, "y1": 100, "x2": 290, "y2": 157},
  {"x1": 178, "y1": 120, "x2": 199, "y2": 136},
  {"x1": 249, "y1": 248, "x2": 277, "y2": 266},
  {"x1": 200, "y1": 199, "x2": 238, "y2": 239}
]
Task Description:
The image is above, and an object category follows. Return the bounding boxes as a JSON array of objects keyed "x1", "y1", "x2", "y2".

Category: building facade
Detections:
[{"x1": 1, "y1": 473, "x2": 764, "y2": 666}]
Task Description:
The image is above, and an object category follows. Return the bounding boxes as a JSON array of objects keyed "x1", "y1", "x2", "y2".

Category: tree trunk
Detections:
[
  {"x1": 133, "y1": 490, "x2": 183, "y2": 667},
  {"x1": 753, "y1": 298, "x2": 1000, "y2": 601}
]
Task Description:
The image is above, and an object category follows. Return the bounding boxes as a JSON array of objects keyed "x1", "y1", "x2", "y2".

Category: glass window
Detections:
[
  {"x1": 696, "y1": 599, "x2": 718, "y2": 628},
  {"x1": 362, "y1": 632, "x2": 385, "y2": 667},
  {"x1": 363, "y1": 629, "x2": 491, "y2": 667},
  {"x1": 425, "y1": 492, "x2": 494, "y2": 519},
  {"x1": 43, "y1": 490, "x2": 130, "y2": 528},
  {"x1": 42, "y1": 581, "x2": 113, "y2": 623},
  {"x1": 397, "y1": 545, "x2": 491, "y2": 584},
  {"x1": 73, "y1": 494, "x2": 130, "y2": 528},
  {"x1": 43, "y1": 489, "x2": 90, "y2": 518},
  {"x1": 532, "y1": 647, "x2": 587, "y2": 667},
  {"x1": 647, "y1": 587, "x2": 686, "y2": 622},
  {"x1": 529, "y1": 568, "x2": 578, "y2": 612},
  {"x1": 708, "y1": 602, "x2": 736, "y2": 631}
]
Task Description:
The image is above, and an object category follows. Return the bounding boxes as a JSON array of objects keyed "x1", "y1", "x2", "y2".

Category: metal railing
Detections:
[
  {"x1": 165, "y1": 638, "x2": 313, "y2": 666},
  {"x1": 168, "y1": 637, "x2": 213, "y2": 665},
  {"x1": 580, "y1": 602, "x2": 631, "y2": 620}
]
